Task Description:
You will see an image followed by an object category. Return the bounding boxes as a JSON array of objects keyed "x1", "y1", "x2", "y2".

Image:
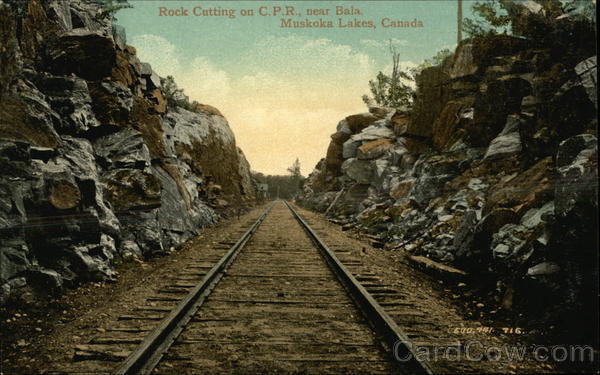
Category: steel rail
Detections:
[
  {"x1": 113, "y1": 203, "x2": 275, "y2": 375},
  {"x1": 284, "y1": 200, "x2": 434, "y2": 375}
]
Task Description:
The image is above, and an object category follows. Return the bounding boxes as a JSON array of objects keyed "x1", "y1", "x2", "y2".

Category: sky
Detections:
[{"x1": 117, "y1": 1, "x2": 473, "y2": 175}]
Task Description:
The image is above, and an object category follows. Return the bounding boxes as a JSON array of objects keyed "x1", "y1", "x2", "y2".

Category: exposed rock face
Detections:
[
  {"x1": 163, "y1": 107, "x2": 254, "y2": 202},
  {"x1": 300, "y1": 28, "x2": 597, "y2": 338},
  {"x1": 0, "y1": 0, "x2": 255, "y2": 304},
  {"x1": 46, "y1": 31, "x2": 117, "y2": 80}
]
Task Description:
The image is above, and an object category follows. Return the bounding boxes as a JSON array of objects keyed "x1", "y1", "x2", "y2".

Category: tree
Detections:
[
  {"x1": 411, "y1": 48, "x2": 453, "y2": 77},
  {"x1": 287, "y1": 158, "x2": 301, "y2": 177},
  {"x1": 97, "y1": 0, "x2": 131, "y2": 21},
  {"x1": 161, "y1": 76, "x2": 199, "y2": 111},
  {"x1": 462, "y1": 0, "x2": 595, "y2": 39},
  {"x1": 162, "y1": 76, "x2": 186, "y2": 106},
  {"x1": 362, "y1": 41, "x2": 414, "y2": 109},
  {"x1": 458, "y1": 0, "x2": 463, "y2": 45},
  {"x1": 251, "y1": 168, "x2": 305, "y2": 200},
  {"x1": 462, "y1": 0, "x2": 513, "y2": 37},
  {"x1": 287, "y1": 158, "x2": 303, "y2": 193}
]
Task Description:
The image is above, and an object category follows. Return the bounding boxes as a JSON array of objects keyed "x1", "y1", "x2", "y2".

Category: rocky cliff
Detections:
[
  {"x1": 300, "y1": 18, "x2": 597, "y2": 340},
  {"x1": 0, "y1": 0, "x2": 255, "y2": 304}
]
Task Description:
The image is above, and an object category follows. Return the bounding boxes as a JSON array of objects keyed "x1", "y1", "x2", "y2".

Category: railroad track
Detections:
[{"x1": 55, "y1": 201, "x2": 432, "y2": 375}]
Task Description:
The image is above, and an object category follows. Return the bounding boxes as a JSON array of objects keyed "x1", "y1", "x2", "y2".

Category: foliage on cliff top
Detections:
[
  {"x1": 362, "y1": 41, "x2": 415, "y2": 109},
  {"x1": 463, "y1": 0, "x2": 596, "y2": 39},
  {"x1": 161, "y1": 75, "x2": 202, "y2": 112},
  {"x1": 411, "y1": 48, "x2": 454, "y2": 77},
  {"x1": 96, "y1": 0, "x2": 131, "y2": 21}
]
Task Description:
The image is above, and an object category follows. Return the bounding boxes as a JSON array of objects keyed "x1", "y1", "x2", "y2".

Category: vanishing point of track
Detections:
[{"x1": 67, "y1": 201, "x2": 433, "y2": 375}]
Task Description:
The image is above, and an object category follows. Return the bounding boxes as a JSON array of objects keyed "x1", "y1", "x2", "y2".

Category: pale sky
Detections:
[{"x1": 118, "y1": 1, "x2": 470, "y2": 175}]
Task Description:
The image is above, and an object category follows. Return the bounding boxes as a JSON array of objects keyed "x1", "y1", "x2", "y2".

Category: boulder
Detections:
[
  {"x1": 111, "y1": 24, "x2": 127, "y2": 50},
  {"x1": 0, "y1": 87, "x2": 61, "y2": 148},
  {"x1": 485, "y1": 157, "x2": 554, "y2": 215},
  {"x1": 483, "y1": 115, "x2": 523, "y2": 160},
  {"x1": 480, "y1": 208, "x2": 521, "y2": 237},
  {"x1": 455, "y1": 207, "x2": 521, "y2": 269},
  {"x1": 68, "y1": 1, "x2": 107, "y2": 32},
  {"x1": 357, "y1": 138, "x2": 393, "y2": 160},
  {"x1": 56, "y1": 137, "x2": 121, "y2": 236},
  {"x1": 111, "y1": 50, "x2": 137, "y2": 87},
  {"x1": 369, "y1": 106, "x2": 395, "y2": 119},
  {"x1": 163, "y1": 106, "x2": 253, "y2": 200},
  {"x1": 411, "y1": 63, "x2": 451, "y2": 138},
  {"x1": 468, "y1": 76, "x2": 532, "y2": 147},
  {"x1": 407, "y1": 152, "x2": 468, "y2": 205},
  {"x1": 391, "y1": 111, "x2": 410, "y2": 136},
  {"x1": 491, "y1": 201, "x2": 555, "y2": 268},
  {"x1": 236, "y1": 147, "x2": 256, "y2": 200},
  {"x1": 0, "y1": 141, "x2": 34, "y2": 230},
  {"x1": 336, "y1": 119, "x2": 351, "y2": 134},
  {"x1": 331, "y1": 130, "x2": 351, "y2": 144},
  {"x1": 49, "y1": 180, "x2": 81, "y2": 210},
  {"x1": 574, "y1": 55, "x2": 596, "y2": 108},
  {"x1": 127, "y1": 97, "x2": 166, "y2": 159},
  {"x1": 372, "y1": 159, "x2": 392, "y2": 192},
  {"x1": 390, "y1": 178, "x2": 415, "y2": 200},
  {"x1": 471, "y1": 35, "x2": 530, "y2": 69},
  {"x1": 337, "y1": 189, "x2": 366, "y2": 216},
  {"x1": 37, "y1": 75, "x2": 100, "y2": 135},
  {"x1": 94, "y1": 129, "x2": 151, "y2": 170},
  {"x1": 342, "y1": 138, "x2": 360, "y2": 159},
  {"x1": 27, "y1": 267, "x2": 63, "y2": 290},
  {"x1": 389, "y1": 142, "x2": 409, "y2": 166},
  {"x1": 341, "y1": 158, "x2": 373, "y2": 184},
  {"x1": 521, "y1": 201, "x2": 555, "y2": 229},
  {"x1": 325, "y1": 141, "x2": 344, "y2": 176},
  {"x1": 555, "y1": 133, "x2": 596, "y2": 168},
  {"x1": 88, "y1": 80, "x2": 134, "y2": 129},
  {"x1": 191, "y1": 103, "x2": 223, "y2": 117},
  {"x1": 545, "y1": 64, "x2": 597, "y2": 140},
  {"x1": 151, "y1": 164, "x2": 215, "y2": 250},
  {"x1": 46, "y1": 30, "x2": 117, "y2": 81},
  {"x1": 0, "y1": 277, "x2": 26, "y2": 305},
  {"x1": 120, "y1": 240, "x2": 141, "y2": 258},
  {"x1": 555, "y1": 134, "x2": 597, "y2": 216},
  {"x1": 145, "y1": 70, "x2": 161, "y2": 90},
  {"x1": 342, "y1": 124, "x2": 395, "y2": 159},
  {"x1": 491, "y1": 224, "x2": 530, "y2": 262},
  {"x1": 527, "y1": 262, "x2": 560, "y2": 277},
  {"x1": 103, "y1": 169, "x2": 161, "y2": 211},
  {"x1": 148, "y1": 89, "x2": 167, "y2": 114},
  {"x1": 450, "y1": 42, "x2": 477, "y2": 79},
  {"x1": 432, "y1": 98, "x2": 475, "y2": 151},
  {"x1": 140, "y1": 62, "x2": 153, "y2": 76},
  {"x1": 344, "y1": 113, "x2": 378, "y2": 133},
  {"x1": 70, "y1": 241, "x2": 117, "y2": 281},
  {"x1": 47, "y1": 0, "x2": 72, "y2": 32},
  {"x1": 0, "y1": 238, "x2": 30, "y2": 283}
]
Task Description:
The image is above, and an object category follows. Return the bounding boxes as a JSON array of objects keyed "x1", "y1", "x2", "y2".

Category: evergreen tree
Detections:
[
  {"x1": 287, "y1": 158, "x2": 301, "y2": 177},
  {"x1": 96, "y1": 0, "x2": 131, "y2": 21},
  {"x1": 287, "y1": 158, "x2": 302, "y2": 193}
]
